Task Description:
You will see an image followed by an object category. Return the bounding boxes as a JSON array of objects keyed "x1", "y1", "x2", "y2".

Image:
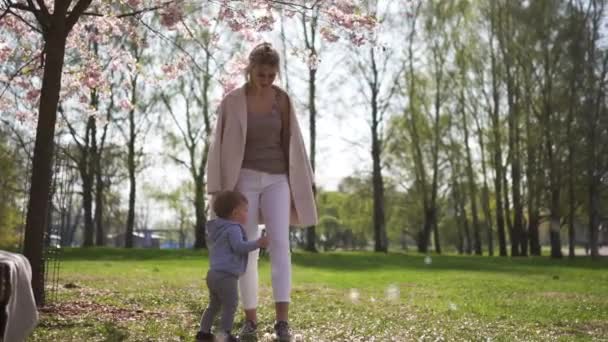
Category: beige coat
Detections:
[{"x1": 206, "y1": 84, "x2": 318, "y2": 227}]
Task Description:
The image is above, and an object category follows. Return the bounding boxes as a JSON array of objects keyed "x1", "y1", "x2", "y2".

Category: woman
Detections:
[{"x1": 206, "y1": 43, "x2": 318, "y2": 341}]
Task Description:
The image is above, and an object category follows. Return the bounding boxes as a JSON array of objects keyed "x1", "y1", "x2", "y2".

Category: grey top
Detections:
[
  {"x1": 241, "y1": 99, "x2": 287, "y2": 174},
  {"x1": 206, "y1": 218, "x2": 258, "y2": 276}
]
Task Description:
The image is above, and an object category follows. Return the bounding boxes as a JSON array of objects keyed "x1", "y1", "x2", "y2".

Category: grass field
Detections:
[{"x1": 29, "y1": 248, "x2": 608, "y2": 341}]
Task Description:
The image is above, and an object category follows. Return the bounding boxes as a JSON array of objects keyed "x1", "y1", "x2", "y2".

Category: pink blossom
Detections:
[
  {"x1": 241, "y1": 29, "x2": 258, "y2": 42},
  {"x1": 198, "y1": 17, "x2": 211, "y2": 27},
  {"x1": 219, "y1": 7, "x2": 235, "y2": 20},
  {"x1": 120, "y1": 99, "x2": 134, "y2": 111},
  {"x1": 227, "y1": 19, "x2": 245, "y2": 32},
  {"x1": 160, "y1": 3, "x2": 184, "y2": 29},
  {"x1": 255, "y1": 13, "x2": 275, "y2": 32},
  {"x1": 0, "y1": 44, "x2": 11, "y2": 62},
  {"x1": 307, "y1": 52, "x2": 320, "y2": 71},
  {"x1": 15, "y1": 111, "x2": 31, "y2": 123},
  {"x1": 225, "y1": 54, "x2": 248, "y2": 76},
  {"x1": 26, "y1": 89, "x2": 40, "y2": 102},
  {"x1": 320, "y1": 27, "x2": 340, "y2": 43},
  {"x1": 284, "y1": 9, "x2": 297, "y2": 18},
  {"x1": 161, "y1": 64, "x2": 176, "y2": 75},
  {"x1": 83, "y1": 68, "x2": 103, "y2": 89},
  {"x1": 221, "y1": 78, "x2": 238, "y2": 95},
  {"x1": 126, "y1": 0, "x2": 141, "y2": 7},
  {"x1": 335, "y1": 0, "x2": 357, "y2": 15},
  {"x1": 349, "y1": 33, "x2": 366, "y2": 47}
]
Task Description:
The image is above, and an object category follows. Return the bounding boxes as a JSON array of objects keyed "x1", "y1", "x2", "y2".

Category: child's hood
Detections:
[{"x1": 206, "y1": 218, "x2": 238, "y2": 242}]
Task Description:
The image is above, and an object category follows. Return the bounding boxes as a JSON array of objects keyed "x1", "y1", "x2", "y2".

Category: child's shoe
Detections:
[
  {"x1": 217, "y1": 332, "x2": 239, "y2": 342},
  {"x1": 195, "y1": 331, "x2": 215, "y2": 342}
]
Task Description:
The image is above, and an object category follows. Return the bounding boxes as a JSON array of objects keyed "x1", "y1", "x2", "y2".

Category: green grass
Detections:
[{"x1": 30, "y1": 248, "x2": 608, "y2": 341}]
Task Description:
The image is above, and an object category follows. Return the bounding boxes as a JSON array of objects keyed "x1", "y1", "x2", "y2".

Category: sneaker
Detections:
[
  {"x1": 214, "y1": 332, "x2": 239, "y2": 342},
  {"x1": 239, "y1": 320, "x2": 257, "y2": 338},
  {"x1": 225, "y1": 333, "x2": 239, "y2": 342},
  {"x1": 195, "y1": 331, "x2": 214, "y2": 342},
  {"x1": 274, "y1": 321, "x2": 291, "y2": 342}
]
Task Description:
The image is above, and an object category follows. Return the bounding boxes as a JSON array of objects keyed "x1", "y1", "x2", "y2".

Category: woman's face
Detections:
[{"x1": 250, "y1": 64, "x2": 278, "y2": 89}]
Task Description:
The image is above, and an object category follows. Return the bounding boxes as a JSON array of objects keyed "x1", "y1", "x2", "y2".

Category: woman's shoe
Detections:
[
  {"x1": 239, "y1": 320, "x2": 257, "y2": 339},
  {"x1": 274, "y1": 321, "x2": 291, "y2": 342}
]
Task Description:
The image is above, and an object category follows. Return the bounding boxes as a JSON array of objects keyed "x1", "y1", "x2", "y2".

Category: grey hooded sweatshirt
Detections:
[{"x1": 206, "y1": 218, "x2": 259, "y2": 276}]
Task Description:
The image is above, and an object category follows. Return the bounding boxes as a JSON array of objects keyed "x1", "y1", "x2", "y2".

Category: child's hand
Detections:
[{"x1": 256, "y1": 235, "x2": 269, "y2": 249}]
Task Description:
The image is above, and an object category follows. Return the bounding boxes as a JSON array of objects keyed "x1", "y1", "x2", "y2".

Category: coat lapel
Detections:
[{"x1": 234, "y1": 86, "x2": 248, "y2": 141}]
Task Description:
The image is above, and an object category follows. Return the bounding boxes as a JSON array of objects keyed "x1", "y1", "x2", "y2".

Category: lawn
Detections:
[{"x1": 30, "y1": 248, "x2": 608, "y2": 341}]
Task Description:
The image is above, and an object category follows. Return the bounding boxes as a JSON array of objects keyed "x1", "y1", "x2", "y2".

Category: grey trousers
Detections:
[{"x1": 199, "y1": 269, "x2": 239, "y2": 334}]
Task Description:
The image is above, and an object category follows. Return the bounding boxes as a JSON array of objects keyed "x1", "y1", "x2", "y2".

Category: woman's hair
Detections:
[
  {"x1": 213, "y1": 191, "x2": 248, "y2": 219},
  {"x1": 246, "y1": 42, "x2": 280, "y2": 81}
]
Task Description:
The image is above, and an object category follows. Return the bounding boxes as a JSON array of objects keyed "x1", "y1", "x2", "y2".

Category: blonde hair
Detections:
[{"x1": 245, "y1": 42, "x2": 280, "y2": 82}]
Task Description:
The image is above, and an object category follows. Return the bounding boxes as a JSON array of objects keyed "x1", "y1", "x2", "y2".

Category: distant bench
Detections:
[{"x1": 0, "y1": 262, "x2": 10, "y2": 342}]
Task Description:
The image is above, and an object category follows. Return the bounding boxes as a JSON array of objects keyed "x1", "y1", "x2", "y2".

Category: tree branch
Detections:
[
  {"x1": 24, "y1": 0, "x2": 48, "y2": 29},
  {"x1": 0, "y1": 51, "x2": 43, "y2": 100},
  {"x1": 133, "y1": 16, "x2": 206, "y2": 74},
  {"x1": 6, "y1": 8, "x2": 42, "y2": 33},
  {"x1": 0, "y1": 7, "x2": 9, "y2": 21},
  {"x1": 32, "y1": 0, "x2": 48, "y2": 16},
  {"x1": 58, "y1": 105, "x2": 85, "y2": 151},
  {"x1": 66, "y1": 0, "x2": 93, "y2": 32},
  {"x1": 117, "y1": 0, "x2": 180, "y2": 18}
]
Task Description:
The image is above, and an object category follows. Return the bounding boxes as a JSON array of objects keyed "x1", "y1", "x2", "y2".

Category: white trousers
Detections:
[{"x1": 235, "y1": 168, "x2": 291, "y2": 309}]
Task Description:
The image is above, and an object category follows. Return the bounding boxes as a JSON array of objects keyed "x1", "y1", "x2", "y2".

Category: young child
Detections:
[{"x1": 196, "y1": 191, "x2": 269, "y2": 342}]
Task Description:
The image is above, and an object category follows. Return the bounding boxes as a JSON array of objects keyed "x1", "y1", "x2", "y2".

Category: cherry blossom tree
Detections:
[{"x1": 0, "y1": 0, "x2": 379, "y2": 305}]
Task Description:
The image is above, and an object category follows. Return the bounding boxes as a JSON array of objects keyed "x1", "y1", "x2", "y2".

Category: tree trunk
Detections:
[
  {"x1": 545, "y1": 103, "x2": 562, "y2": 259},
  {"x1": 489, "y1": 1, "x2": 507, "y2": 257},
  {"x1": 429, "y1": 46, "x2": 443, "y2": 255},
  {"x1": 498, "y1": 5, "x2": 524, "y2": 257},
  {"x1": 502, "y1": 171, "x2": 514, "y2": 251},
  {"x1": 454, "y1": 195, "x2": 464, "y2": 254},
  {"x1": 194, "y1": 173, "x2": 207, "y2": 249},
  {"x1": 94, "y1": 162, "x2": 104, "y2": 246},
  {"x1": 370, "y1": 48, "x2": 387, "y2": 253},
  {"x1": 405, "y1": 5, "x2": 431, "y2": 254},
  {"x1": 432, "y1": 209, "x2": 440, "y2": 254},
  {"x1": 81, "y1": 116, "x2": 95, "y2": 247},
  {"x1": 473, "y1": 111, "x2": 494, "y2": 256},
  {"x1": 524, "y1": 81, "x2": 541, "y2": 256},
  {"x1": 89, "y1": 37, "x2": 104, "y2": 247},
  {"x1": 94, "y1": 114, "x2": 109, "y2": 247},
  {"x1": 23, "y1": 28, "x2": 68, "y2": 306},
  {"x1": 567, "y1": 84, "x2": 576, "y2": 258},
  {"x1": 506, "y1": 93, "x2": 523, "y2": 257},
  {"x1": 585, "y1": 9, "x2": 608, "y2": 259},
  {"x1": 125, "y1": 76, "x2": 138, "y2": 248},
  {"x1": 448, "y1": 118, "x2": 470, "y2": 255},
  {"x1": 588, "y1": 175, "x2": 600, "y2": 259},
  {"x1": 193, "y1": 55, "x2": 212, "y2": 250},
  {"x1": 302, "y1": 12, "x2": 319, "y2": 253},
  {"x1": 305, "y1": 63, "x2": 318, "y2": 253},
  {"x1": 461, "y1": 89, "x2": 482, "y2": 255}
]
